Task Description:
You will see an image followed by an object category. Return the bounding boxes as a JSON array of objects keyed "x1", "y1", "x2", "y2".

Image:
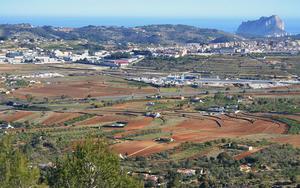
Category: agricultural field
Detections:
[
  {"x1": 0, "y1": 61, "x2": 299, "y2": 187},
  {"x1": 134, "y1": 54, "x2": 300, "y2": 78}
]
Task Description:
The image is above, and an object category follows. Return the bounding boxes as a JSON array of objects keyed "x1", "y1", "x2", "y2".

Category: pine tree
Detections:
[
  {"x1": 0, "y1": 136, "x2": 40, "y2": 188},
  {"x1": 46, "y1": 138, "x2": 142, "y2": 188}
]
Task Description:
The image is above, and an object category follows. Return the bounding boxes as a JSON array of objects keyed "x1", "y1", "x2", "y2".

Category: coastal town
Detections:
[{"x1": 1, "y1": 33, "x2": 300, "y2": 67}]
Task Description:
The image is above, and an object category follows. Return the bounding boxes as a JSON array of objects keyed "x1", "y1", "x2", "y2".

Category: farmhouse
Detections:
[
  {"x1": 131, "y1": 172, "x2": 162, "y2": 185},
  {"x1": 101, "y1": 57, "x2": 139, "y2": 68},
  {"x1": 6, "y1": 101, "x2": 29, "y2": 108},
  {"x1": 177, "y1": 169, "x2": 196, "y2": 177},
  {"x1": 190, "y1": 97, "x2": 204, "y2": 103},
  {"x1": 207, "y1": 106, "x2": 225, "y2": 113},
  {"x1": 143, "y1": 174, "x2": 159, "y2": 183},
  {"x1": 146, "y1": 95, "x2": 162, "y2": 99},
  {"x1": 238, "y1": 145, "x2": 254, "y2": 151},
  {"x1": 146, "y1": 102, "x2": 155, "y2": 106},
  {"x1": 103, "y1": 121, "x2": 128, "y2": 128},
  {"x1": 154, "y1": 137, "x2": 174, "y2": 143},
  {"x1": 0, "y1": 122, "x2": 14, "y2": 130},
  {"x1": 225, "y1": 105, "x2": 239, "y2": 112},
  {"x1": 223, "y1": 143, "x2": 254, "y2": 151},
  {"x1": 145, "y1": 112, "x2": 161, "y2": 118},
  {"x1": 240, "y1": 164, "x2": 251, "y2": 173}
]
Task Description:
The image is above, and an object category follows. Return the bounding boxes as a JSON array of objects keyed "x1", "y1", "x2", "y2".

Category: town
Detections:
[{"x1": 1, "y1": 33, "x2": 300, "y2": 67}]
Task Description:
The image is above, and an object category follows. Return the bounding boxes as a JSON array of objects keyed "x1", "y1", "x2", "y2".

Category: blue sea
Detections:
[{"x1": 0, "y1": 17, "x2": 299, "y2": 35}]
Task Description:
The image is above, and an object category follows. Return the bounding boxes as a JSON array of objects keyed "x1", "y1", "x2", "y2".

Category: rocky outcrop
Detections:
[{"x1": 237, "y1": 15, "x2": 288, "y2": 37}]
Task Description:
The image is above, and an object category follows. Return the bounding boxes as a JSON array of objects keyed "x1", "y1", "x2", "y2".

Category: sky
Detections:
[{"x1": 0, "y1": 0, "x2": 299, "y2": 19}]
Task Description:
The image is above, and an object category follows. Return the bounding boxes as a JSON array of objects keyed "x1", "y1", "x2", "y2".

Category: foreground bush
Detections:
[
  {"x1": 46, "y1": 138, "x2": 142, "y2": 188},
  {"x1": 0, "y1": 136, "x2": 40, "y2": 188}
]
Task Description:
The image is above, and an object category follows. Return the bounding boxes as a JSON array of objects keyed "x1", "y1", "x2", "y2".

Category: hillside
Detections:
[{"x1": 0, "y1": 24, "x2": 242, "y2": 45}]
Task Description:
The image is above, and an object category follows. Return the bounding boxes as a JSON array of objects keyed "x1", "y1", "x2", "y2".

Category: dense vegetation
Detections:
[
  {"x1": 275, "y1": 118, "x2": 300, "y2": 134},
  {"x1": 106, "y1": 52, "x2": 132, "y2": 59},
  {"x1": 46, "y1": 139, "x2": 141, "y2": 188},
  {"x1": 122, "y1": 141, "x2": 300, "y2": 187},
  {"x1": 63, "y1": 114, "x2": 96, "y2": 126},
  {"x1": 194, "y1": 92, "x2": 239, "y2": 111},
  {"x1": 0, "y1": 135, "x2": 141, "y2": 188},
  {"x1": 6, "y1": 79, "x2": 30, "y2": 88},
  {"x1": 244, "y1": 97, "x2": 300, "y2": 114},
  {"x1": 0, "y1": 136, "x2": 40, "y2": 187}
]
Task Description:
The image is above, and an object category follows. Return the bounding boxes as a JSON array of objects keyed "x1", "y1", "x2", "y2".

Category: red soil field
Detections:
[
  {"x1": 171, "y1": 117, "x2": 286, "y2": 142},
  {"x1": 75, "y1": 115, "x2": 130, "y2": 126},
  {"x1": 111, "y1": 117, "x2": 154, "y2": 138},
  {"x1": 164, "y1": 118, "x2": 219, "y2": 131},
  {"x1": 272, "y1": 135, "x2": 300, "y2": 148},
  {"x1": 124, "y1": 117, "x2": 153, "y2": 130},
  {"x1": 113, "y1": 115, "x2": 287, "y2": 157},
  {"x1": 11, "y1": 81, "x2": 156, "y2": 99},
  {"x1": 112, "y1": 140, "x2": 179, "y2": 157},
  {"x1": 110, "y1": 101, "x2": 146, "y2": 110},
  {"x1": 76, "y1": 115, "x2": 153, "y2": 136},
  {"x1": 41, "y1": 112, "x2": 82, "y2": 126},
  {"x1": 0, "y1": 111, "x2": 34, "y2": 122}
]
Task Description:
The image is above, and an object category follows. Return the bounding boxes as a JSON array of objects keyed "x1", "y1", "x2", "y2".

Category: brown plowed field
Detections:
[
  {"x1": 112, "y1": 140, "x2": 179, "y2": 157},
  {"x1": 76, "y1": 115, "x2": 153, "y2": 132},
  {"x1": 166, "y1": 116, "x2": 286, "y2": 141},
  {"x1": 41, "y1": 112, "x2": 82, "y2": 126},
  {"x1": 108, "y1": 101, "x2": 147, "y2": 111},
  {"x1": 110, "y1": 117, "x2": 154, "y2": 138},
  {"x1": 124, "y1": 117, "x2": 153, "y2": 130},
  {"x1": 113, "y1": 115, "x2": 287, "y2": 157},
  {"x1": 272, "y1": 135, "x2": 300, "y2": 148},
  {"x1": 0, "y1": 111, "x2": 34, "y2": 122},
  {"x1": 11, "y1": 81, "x2": 156, "y2": 99}
]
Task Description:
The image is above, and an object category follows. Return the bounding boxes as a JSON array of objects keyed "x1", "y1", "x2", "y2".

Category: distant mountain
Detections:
[
  {"x1": 0, "y1": 24, "x2": 242, "y2": 45},
  {"x1": 236, "y1": 15, "x2": 288, "y2": 37}
]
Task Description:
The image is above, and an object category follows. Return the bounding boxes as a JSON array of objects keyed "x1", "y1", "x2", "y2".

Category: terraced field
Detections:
[
  {"x1": 112, "y1": 114, "x2": 288, "y2": 157},
  {"x1": 1, "y1": 105, "x2": 295, "y2": 158}
]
